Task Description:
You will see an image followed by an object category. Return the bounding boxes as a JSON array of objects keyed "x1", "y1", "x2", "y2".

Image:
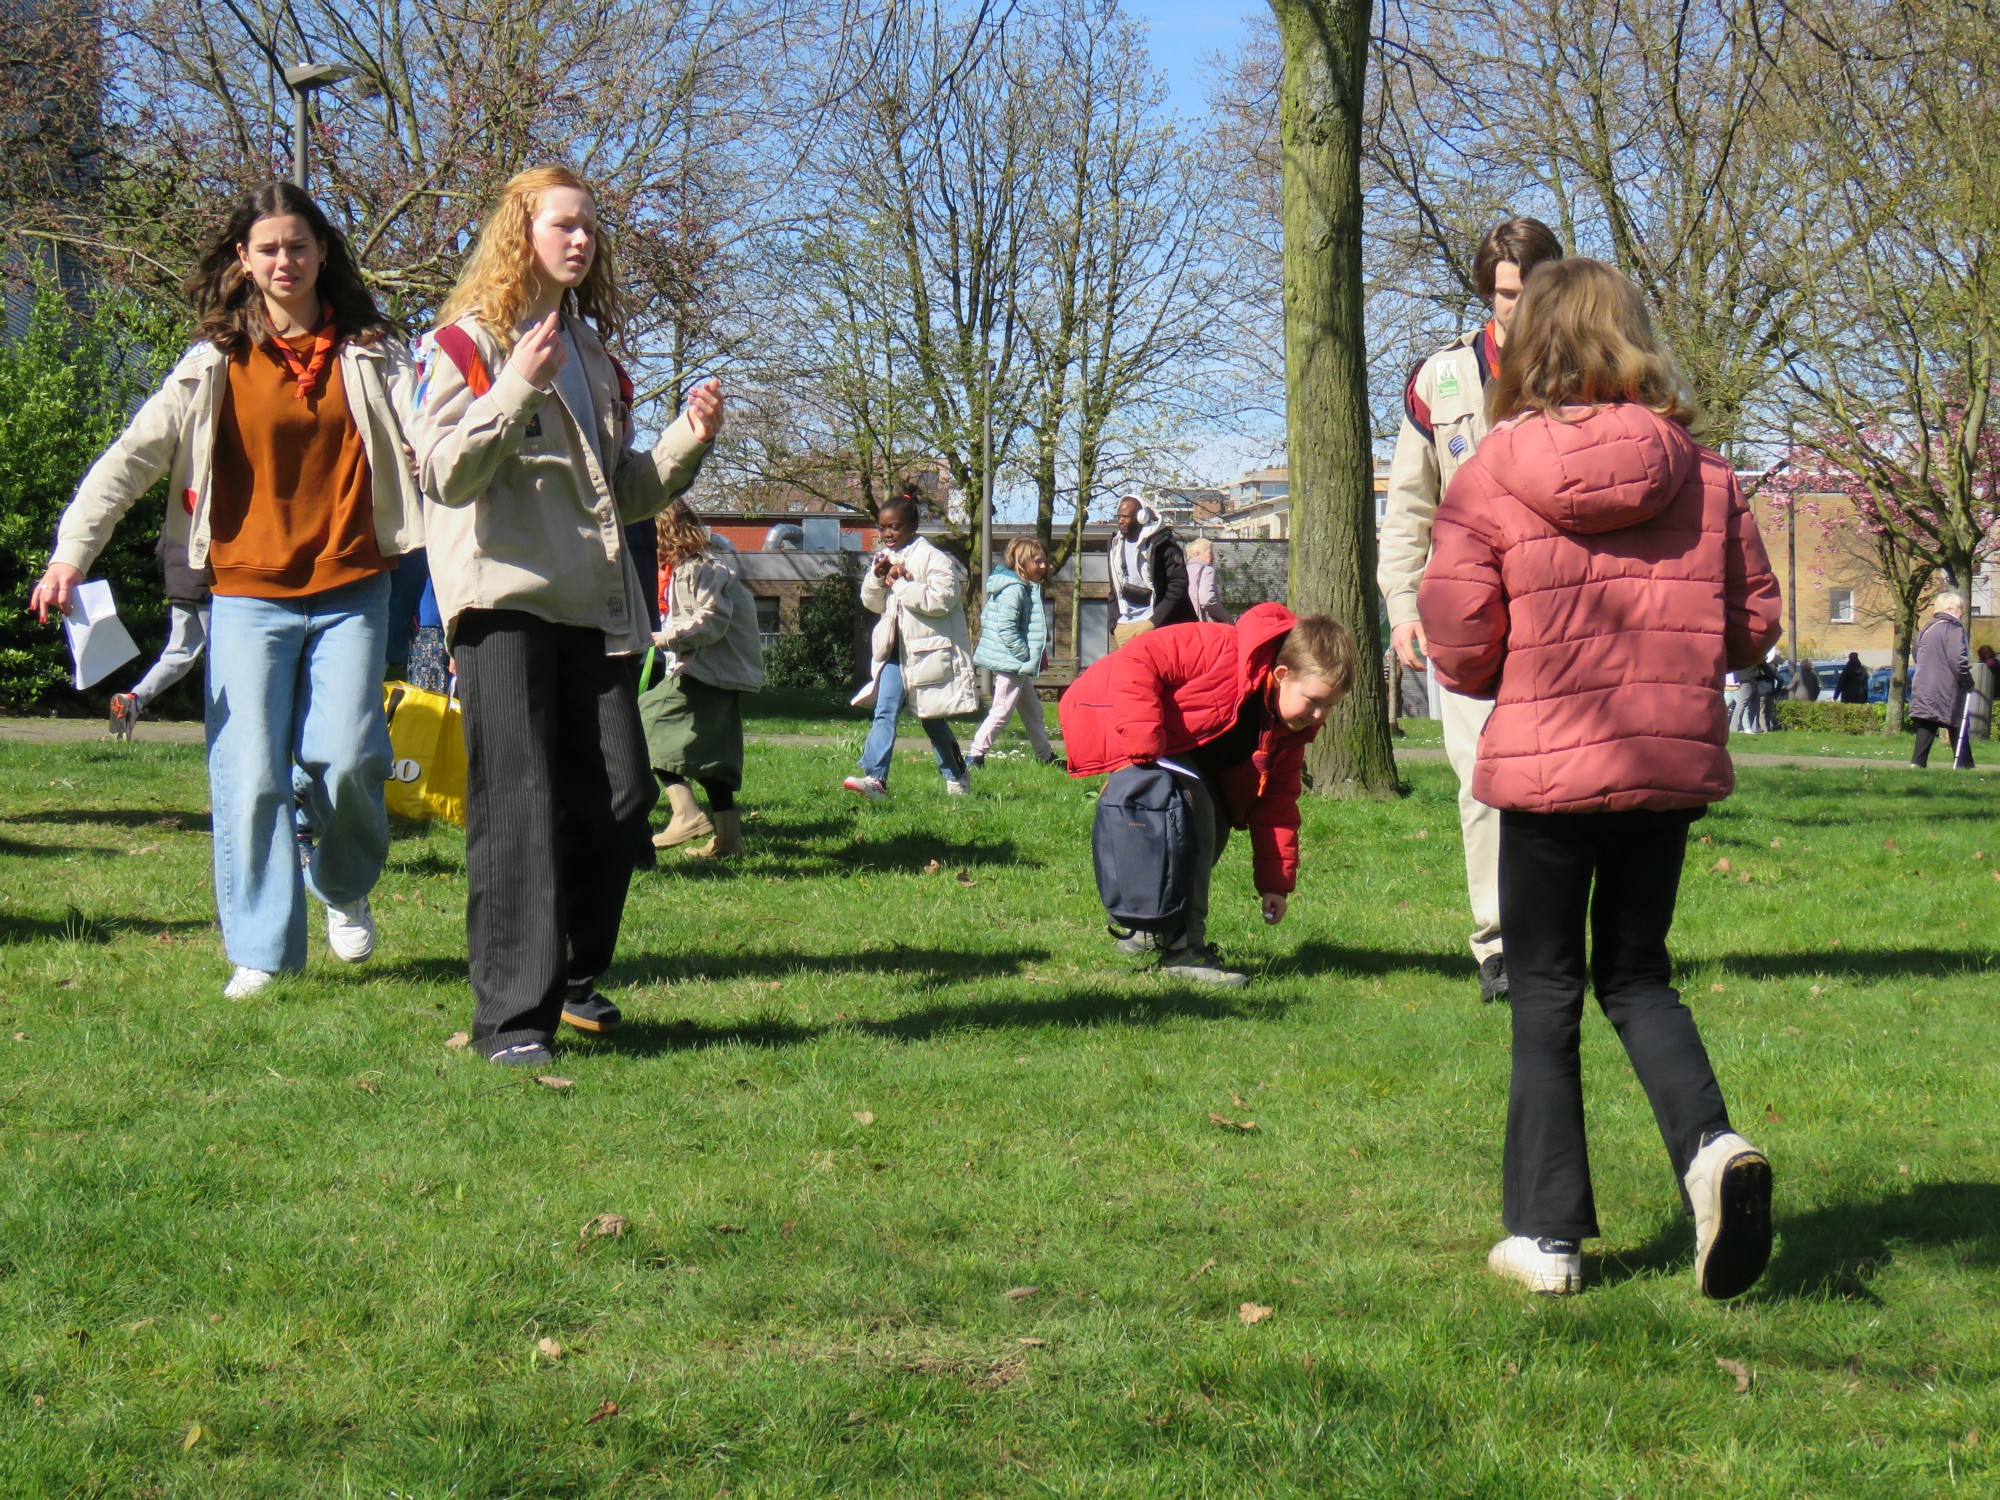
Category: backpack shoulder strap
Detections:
[
  {"x1": 432, "y1": 325, "x2": 492, "y2": 399},
  {"x1": 608, "y1": 356, "x2": 635, "y2": 407}
]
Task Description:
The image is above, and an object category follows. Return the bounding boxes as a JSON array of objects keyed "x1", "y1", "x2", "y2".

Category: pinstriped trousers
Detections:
[{"x1": 454, "y1": 610, "x2": 658, "y2": 1056}]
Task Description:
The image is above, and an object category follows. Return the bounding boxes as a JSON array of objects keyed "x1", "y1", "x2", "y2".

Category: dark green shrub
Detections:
[
  {"x1": 0, "y1": 279, "x2": 188, "y2": 712},
  {"x1": 1774, "y1": 699, "x2": 1893, "y2": 734},
  {"x1": 766, "y1": 559, "x2": 861, "y2": 690}
]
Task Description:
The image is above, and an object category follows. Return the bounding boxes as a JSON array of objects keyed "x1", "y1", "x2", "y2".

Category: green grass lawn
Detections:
[{"x1": 3, "y1": 735, "x2": 1997, "y2": 1496}]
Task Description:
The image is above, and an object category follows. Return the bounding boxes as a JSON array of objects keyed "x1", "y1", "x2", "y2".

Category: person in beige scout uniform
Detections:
[
  {"x1": 410, "y1": 166, "x2": 724, "y2": 1067},
  {"x1": 1377, "y1": 216, "x2": 1563, "y2": 1004}
]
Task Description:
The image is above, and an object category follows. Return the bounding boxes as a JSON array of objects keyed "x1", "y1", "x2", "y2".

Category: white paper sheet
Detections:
[{"x1": 62, "y1": 579, "x2": 140, "y2": 691}]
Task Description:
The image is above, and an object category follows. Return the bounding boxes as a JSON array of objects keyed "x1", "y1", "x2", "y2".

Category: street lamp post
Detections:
[
  {"x1": 283, "y1": 63, "x2": 357, "y2": 191},
  {"x1": 977, "y1": 355, "x2": 995, "y2": 695}
]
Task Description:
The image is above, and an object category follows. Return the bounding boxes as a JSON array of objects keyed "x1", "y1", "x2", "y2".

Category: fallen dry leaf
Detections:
[
  {"x1": 955, "y1": 869, "x2": 976, "y2": 885},
  {"x1": 1990, "y1": 870, "x2": 2000, "y2": 884},
  {"x1": 1785, "y1": 1024, "x2": 1804, "y2": 1035},
  {"x1": 712, "y1": 1223, "x2": 746, "y2": 1234},
  {"x1": 1302, "y1": 1352, "x2": 1315, "y2": 1371},
  {"x1": 852, "y1": 1110, "x2": 875, "y2": 1124},
  {"x1": 1187, "y1": 1256, "x2": 1218, "y2": 1282},
  {"x1": 445, "y1": 1031, "x2": 471, "y2": 1051},
  {"x1": 1018, "y1": 1337, "x2": 1048, "y2": 1348},
  {"x1": 922, "y1": 859, "x2": 942, "y2": 875},
  {"x1": 1737, "y1": 871, "x2": 1753, "y2": 884},
  {"x1": 1239, "y1": 1302, "x2": 1274, "y2": 1326},
  {"x1": 1769, "y1": 837, "x2": 1784, "y2": 848},
  {"x1": 533, "y1": 1075, "x2": 573, "y2": 1090},
  {"x1": 12, "y1": 1032, "x2": 26, "y2": 1043},
  {"x1": 1004, "y1": 1285, "x2": 1038, "y2": 1301},
  {"x1": 1898, "y1": 1163, "x2": 1911, "y2": 1175},
  {"x1": 1699, "y1": 834, "x2": 1713, "y2": 845},
  {"x1": 1975, "y1": 851, "x2": 1986, "y2": 861},
  {"x1": 1710, "y1": 983, "x2": 1726, "y2": 993},
  {"x1": 1505, "y1": 1360, "x2": 1521, "y2": 1378},
  {"x1": 1711, "y1": 858, "x2": 1732, "y2": 874},
  {"x1": 538, "y1": 1337, "x2": 565, "y2": 1361},
  {"x1": 1209, "y1": 1112, "x2": 1258, "y2": 1132},
  {"x1": 182, "y1": 1423, "x2": 202, "y2": 1450},
  {"x1": 1765, "y1": 1106, "x2": 1784, "y2": 1124},
  {"x1": 155, "y1": 815, "x2": 182, "y2": 830},
  {"x1": 1716, "y1": 1357, "x2": 1751, "y2": 1393},
  {"x1": 1230, "y1": 1090, "x2": 1247, "y2": 1108},
  {"x1": 128, "y1": 844, "x2": 159, "y2": 856},
  {"x1": 585, "y1": 1399, "x2": 619, "y2": 1425},
  {"x1": 1883, "y1": 838, "x2": 1899, "y2": 851},
  {"x1": 581, "y1": 1212, "x2": 628, "y2": 1242},
  {"x1": 354, "y1": 1077, "x2": 379, "y2": 1095}
]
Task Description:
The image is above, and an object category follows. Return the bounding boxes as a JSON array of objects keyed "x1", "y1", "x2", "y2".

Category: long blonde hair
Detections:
[
  {"x1": 437, "y1": 166, "x2": 625, "y2": 350},
  {"x1": 1487, "y1": 258, "x2": 1699, "y2": 430}
]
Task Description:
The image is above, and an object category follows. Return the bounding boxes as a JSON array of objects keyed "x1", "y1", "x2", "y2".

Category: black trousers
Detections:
[
  {"x1": 1911, "y1": 711, "x2": 1973, "y2": 768},
  {"x1": 1498, "y1": 807, "x2": 1731, "y2": 1239},
  {"x1": 455, "y1": 611, "x2": 657, "y2": 1055}
]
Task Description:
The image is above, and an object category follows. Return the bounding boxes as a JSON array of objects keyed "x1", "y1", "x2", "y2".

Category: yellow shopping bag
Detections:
[{"x1": 382, "y1": 680, "x2": 467, "y2": 825}]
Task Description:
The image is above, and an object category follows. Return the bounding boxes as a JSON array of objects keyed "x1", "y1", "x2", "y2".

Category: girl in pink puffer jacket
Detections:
[{"x1": 1418, "y1": 258, "x2": 1783, "y2": 1301}]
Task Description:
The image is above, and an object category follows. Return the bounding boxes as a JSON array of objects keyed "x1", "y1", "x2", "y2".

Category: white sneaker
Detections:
[
  {"x1": 1684, "y1": 1131, "x2": 1773, "y2": 1299},
  {"x1": 326, "y1": 897, "x2": 376, "y2": 963},
  {"x1": 842, "y1": 776, "x2": 887, "y2": 802},
  {"x1": 223, "y1": 966, "x2": 275, "y2": 999},
  {"x1": 944, "y1": 776, "x2": 970, "y2": 796},
  {"x1": 1488, "y1": 1235, "x2": 1583, "y2": 1294}
]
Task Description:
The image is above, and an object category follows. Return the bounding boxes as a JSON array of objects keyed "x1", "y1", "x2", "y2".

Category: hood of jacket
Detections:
[
  {"x1": 1231, "y1": 601, "x2": 1296, "y2": 701},
  {"x1": 1477, "y1": 403, "x2": 1696, "y2": 537}
]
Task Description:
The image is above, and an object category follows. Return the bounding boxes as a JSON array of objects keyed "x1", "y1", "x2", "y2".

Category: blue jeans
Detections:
[
  {"x1": 383, "y1": 549, "x2": 429, "y2": 672},
  {"x1": 205, "y1": 574, "x2": 393, "y2": 973},
  {"x1": 858, "y1": 659, "x2": 965, "y2": 786}
]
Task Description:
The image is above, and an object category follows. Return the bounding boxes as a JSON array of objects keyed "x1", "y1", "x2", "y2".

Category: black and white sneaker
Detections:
[
  {"x1": 487, "y1": 1041, "x2": 555, "y2": 1068},
  {"x1": 560, "y1": 983, "x2": 622, "y2": 1034},
  {"x1": 1157, "y1": 944, "x2": 1250, "y2": 988},
  {"x1": 1488, "y1": 1235, "x2": 1582, "y2": 1294},
  {"x1": 1479, "y1": 954, "x2": 1509, "y2": 1004},
  {"x1": 1685, "y1": 1131, "x2": 1773, "y2": 1299}
]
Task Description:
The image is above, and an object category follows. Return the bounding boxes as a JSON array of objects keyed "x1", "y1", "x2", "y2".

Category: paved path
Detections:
[{"x1": 2, "y1": 717, "x2": 1991, "y2": 774}]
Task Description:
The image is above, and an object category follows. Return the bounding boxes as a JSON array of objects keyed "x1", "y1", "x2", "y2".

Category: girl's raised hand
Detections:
[
  {"x1": 506, "y1": 312, "x2": 565, "y2": 390},
  {"x1": 683, "y1": 377, "x2": 724, "y2": 444}
]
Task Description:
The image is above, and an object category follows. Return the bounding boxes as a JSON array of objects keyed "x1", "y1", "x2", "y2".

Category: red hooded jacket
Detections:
[
  {"x1": 1417, "y1": 402, "x2": 1782, "y2": 813},
  {"x1": 1059, "y1": 603, "x2": 1318, "y2": 894}
]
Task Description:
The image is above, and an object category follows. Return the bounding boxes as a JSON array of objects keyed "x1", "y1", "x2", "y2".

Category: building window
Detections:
[
  {"x1": 755, "y1": 596, "x2": 782, "y2": 646},
  {"x1": 1829, "y1": 588, "x2": 1855, "y2": 624}
]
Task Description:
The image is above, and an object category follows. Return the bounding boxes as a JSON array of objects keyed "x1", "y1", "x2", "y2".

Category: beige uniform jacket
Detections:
[
  {"x1": 51, "y1": 338, "x2": 422, "y2": 577},
  {"x1": 1376, "y1": 325, "x2": 1498, "y2": 630},
  {"x1": 861, "y1": 536, "x2": 980, "y2": 719},
  {"x1": 659, "y1": 548, "x2": 766, "y2": 694},
  {"x1": 409, "y1": 314, "x2": 710, "y2": 654}
]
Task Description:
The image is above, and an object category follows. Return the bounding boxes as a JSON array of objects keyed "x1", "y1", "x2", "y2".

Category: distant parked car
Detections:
[{"x1": 1868, "y1": 667, "x2": 1895, "y2": 704}]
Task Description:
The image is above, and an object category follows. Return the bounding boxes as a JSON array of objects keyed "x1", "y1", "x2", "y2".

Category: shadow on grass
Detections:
[
  {"x1": 642, "y1": 826, "x2": 1038, "y2": 881},
  {"x1": 594, "y1": 983, "x2": 1285, "y2": 1055},
  {"x1": 1589, "y1": 1181, "x2": 2000, "y2": 1302},
  {"x1": 1269, "y1": 941, "x2": 1469, "y2": 982},
  {"x1": 0, "y1": 909, "x2": 211, "y2": 945},
  {"x1": 1706, "y1": 948, "x2": 1996, "y2": 980},
  {"x1": 3, "y1": 807, "x2": 211, "y2": 833},
  {"x1": 372, "y1": 943, "x2": 1054, "y2": 993},
  {"x1": 0, "y1": 832, "x2": 85, "y2": 859}
]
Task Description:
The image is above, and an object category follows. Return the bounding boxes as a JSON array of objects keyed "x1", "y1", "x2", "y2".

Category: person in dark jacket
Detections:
[
  {"x1": 1834, "y1": 652, "x2": 1870, "y2": 704},
  {"x1": 1107, "y1": 495, "x2": 1194, "y2": 648},
  {"x1": 1909, "y1": 592, "x2": 1973, "y2": 768}
]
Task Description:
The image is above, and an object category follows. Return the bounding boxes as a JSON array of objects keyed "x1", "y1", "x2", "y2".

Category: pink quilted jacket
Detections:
[{"x1": 1417, "y1": 402, "x2": 1781, "y2": 813}]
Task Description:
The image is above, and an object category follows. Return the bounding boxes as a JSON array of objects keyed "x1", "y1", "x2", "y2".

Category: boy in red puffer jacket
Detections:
[
  {"x1": 1419, "y1": 258, "x2": 1783, "y2": 1301},
  {"x1": 1060, "y1": 604, "x2": 1356, "y2": 986}
]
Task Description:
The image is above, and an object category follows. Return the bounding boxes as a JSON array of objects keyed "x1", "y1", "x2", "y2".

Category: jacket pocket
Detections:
[{"x1": 904, "y1": 641, "x2": 956, "y2": 689}]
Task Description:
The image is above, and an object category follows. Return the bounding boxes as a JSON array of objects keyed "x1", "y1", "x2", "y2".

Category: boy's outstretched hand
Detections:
[{"x1": 1262, "y1": 892, "x2": 1287, "y2": 926}]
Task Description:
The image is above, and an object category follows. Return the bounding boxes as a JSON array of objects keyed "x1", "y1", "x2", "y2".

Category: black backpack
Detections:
[{"x1": 1092, "y1": 764, "x2": 1195, "y2": 933}]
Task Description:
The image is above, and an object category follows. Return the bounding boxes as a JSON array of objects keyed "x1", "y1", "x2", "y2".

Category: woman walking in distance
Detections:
[
  {"x1": 411, "y1": 166, "x2": 723, "y2": 1066},
  {"x1": 642, "y1": 499, "x2": 765, "y2": 859},
  {"x1": 32, "y1": 183, "x2": 421, "y2": 998},
  {"x1": 1419, "y1": 258, "x2": 1783, "y2": 1299},
  {"x1": 967, "y1": 536, "x2": 1057, "y2": 769}
]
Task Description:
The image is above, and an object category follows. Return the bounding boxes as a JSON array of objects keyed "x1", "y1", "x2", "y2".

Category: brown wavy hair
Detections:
[
  {"x1": 656, "y1": 498, "x2": 711, "y2": 571},
  {"x1": 437, "y1": 166, "x2": 625, "y2": 351},
  {"x1": 1487, "y1": 258, "x2": 1700, "y2": 429},
  {"x1": 186, "y1": 183, "x2": 392, "y2": 355},
  {"x1": 1473, "y1": 215, "x2": 1564, "y2": 299}
]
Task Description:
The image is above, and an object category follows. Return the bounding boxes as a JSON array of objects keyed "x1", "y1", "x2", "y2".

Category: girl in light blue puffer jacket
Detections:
[{"x1": 968, "y1": 537, "x2": 1057, "y2": 767}]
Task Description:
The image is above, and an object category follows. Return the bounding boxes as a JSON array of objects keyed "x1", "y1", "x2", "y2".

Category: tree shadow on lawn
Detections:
[
  {"x1": 1590, "y1": 1181, "x2": 2000, "y2": 1303},
  {"x1": 1268, "y1": 941, "x2": 1470, "y2": 982},
  {"x1": 1703, "y1": 948, "x2": 1995, "y2": 981},
  {"x1": 0, "y1": 909, "x2": 211, "y2": 945},
  {"x1": 3, "y1": 807, "x2": 211, "y2": 833},
  {"x1": 595, "y1": 983, "x2": 1285, "y2": 1055},
  {"x1": 644, "y1": 826, "x2": 1037, "y2": 881},
  {"x1": 372, "y1": 943, "x2": 1055, "y2": 994}
]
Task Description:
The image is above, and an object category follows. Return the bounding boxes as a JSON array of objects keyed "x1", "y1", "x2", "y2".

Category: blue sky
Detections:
[{"x1": 1121, "y1": 0, "x2": 1258, "y2": 119}]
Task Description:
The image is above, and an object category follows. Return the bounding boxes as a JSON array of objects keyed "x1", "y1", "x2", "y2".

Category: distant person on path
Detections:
[
  {"x1": 1835, "y1": 651, "x2": 1870, "y2": 704},
  {"x1": 1419, "y1": 257, "x2": 1782, "y2": 1301},
  {"x1": 1060, "y1": 605, "x2": 1355, "y2": 987},
  {"x1": 968, "y1": 536, "x2": 1056, "y2": 769},
  {"x1": 107, "y1": 535, "x2": 211, "y2": 736},
  {"x1": 34, "y1": 183, "x2": 421, "y2": 999},
  {"x1": 1908, "y1": 591, "x2": 1973, "y2": 769},
  {"x1": 1185, "y1": 536, "x2": 1234, "y2": 624},
  {"x1": 1378, "y1": 214, "x2": 1566, "y2": 1004},
  {"x1": 641, "y1": 499, "x2": 765, "y2": 860},
  {"x1": 1788, "y1": 656, "x2": 1819, "y2": 702},
  {"x1": 843, "y1": 484, "x2": 978, "y2": 801},
  {"x1": 1107, "y1": 495, "x2": 1193, "y2": 649},
  {"x1": 412, "y1": 165, "x2": 722, "y2": 1064},
  {"x1": 1755, "y1": 647, "x2": 1783, "y2": 731}
]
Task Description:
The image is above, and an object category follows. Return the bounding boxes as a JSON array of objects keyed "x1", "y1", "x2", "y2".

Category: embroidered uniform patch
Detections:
[
  {"x1": 1434, "y1": 365, "x2": 1461, "y2": 400},
  {"x1": 1448, "y1": 434, "x2": 1469, "y2": 459}
]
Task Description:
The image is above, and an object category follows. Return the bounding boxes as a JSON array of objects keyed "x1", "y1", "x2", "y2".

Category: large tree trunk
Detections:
[{"x1": 1268, "y1": 0, "x2": 1395, "y2": 796}]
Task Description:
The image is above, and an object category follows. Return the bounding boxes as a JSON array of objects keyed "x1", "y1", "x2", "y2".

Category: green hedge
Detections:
[
  {"x1": 765, "y1": 558, "x2": 862, "y2": 690},
  {"x1": 0, "y1": 279, "x2": 189, "y2": 712},
  {"x1": 1774, "y1": 699, "x2": 1891, "y2": 734}
]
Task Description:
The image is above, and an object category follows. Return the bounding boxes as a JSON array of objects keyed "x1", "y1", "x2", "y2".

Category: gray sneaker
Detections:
[
  {"x1": 1108, "y1": 924, "x2": 1159, "y2": 957},
  {"x1": 1157, "y1": 944, "x2": 1250, "y2": 988}
]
